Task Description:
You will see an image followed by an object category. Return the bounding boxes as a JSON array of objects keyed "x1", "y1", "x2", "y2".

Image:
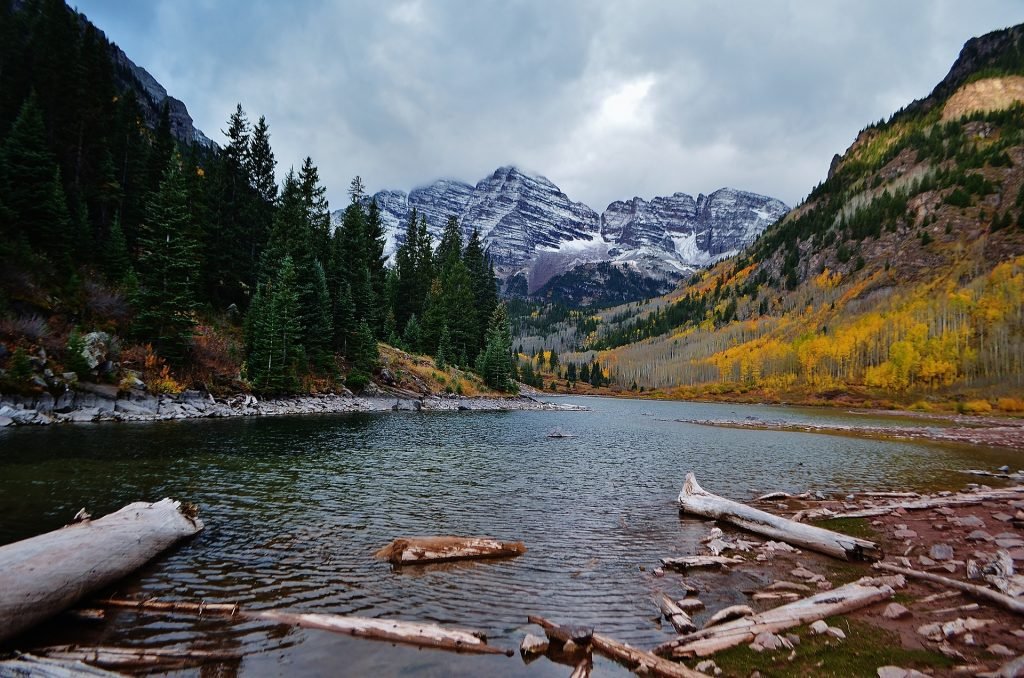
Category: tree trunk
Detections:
[
  {"x1": 374, "y1": 536, "x2": 526, "y2": 565},
  {"x1": 0, "y1": 653, "x2": 125, "y2": 677},
  {"x1": 654, "y1": 581, "x2": 894, "y2": 658},
  {"x1": 677, "y1": 473, "x2": 881, "y2": 561},
  {"x1": 0, "y1": 499, "x2": 203, "y2": 643},
  {"x1": 874, "y1": 562, "x2": 1024, "y2": 615}
]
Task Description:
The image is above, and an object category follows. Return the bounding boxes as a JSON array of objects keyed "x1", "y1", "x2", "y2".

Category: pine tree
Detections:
[
  {"x1": 351, "y1": 318, "x2": 378, "y2": 377},
  {"x1": 103, "y1": 214, "x2": 132, "y2": 282},
  {"x1": 0, "y1": 93, "x2": 61, "y2": 258},
  {"x1": 246, "y1": 255, "x2": 303, "y2": 392},
  {"x1": 298, "y1": 156, "x2": 331, "y2": 262},
  {"x1": 366, "y1": 197, "x2": 388, "y2": 336},
  {"x1": 247, "y1": 115, "x2": 277, "y2": 204},
  {"x1": 134, "y1": 153, "x2": 200, "y2": 364},
  {"x1": 436, "y1": 323, "x2": 452, "y2": 369},
  {"x1": 463, "y1": 226, "x2": 497, "y2": 356},
  {"x1": 402, "y1": 314, "x2": 422, "y2": 353},
  {"x1": 482, "y1": 303, "x2": 516, "y2": 392},
  {"x1": 580, "y1": 362, "x2": 590, "y2": 384},
  {"x1": 548, "y1": 349, "x2": 560, "y2": 371},
  {"x1": 394, "y1": 208, "x2": 421, "y2": 330}
]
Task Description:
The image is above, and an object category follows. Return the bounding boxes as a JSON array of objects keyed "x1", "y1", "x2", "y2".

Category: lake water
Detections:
[{"x1": 0, "y1": 396, "x2": 1017, "y2": 676}]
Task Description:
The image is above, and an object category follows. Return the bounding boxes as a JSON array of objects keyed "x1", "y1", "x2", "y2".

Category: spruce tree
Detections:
[
  {"x1": 247, "y1": 255, "x2": 303, "y2": 392},
  {"x1": 298, "y1": 156, "x2": 331, "y2": 263},
  {"x1": 134, "y1": 153, "x2": 200, "y2": 364},
  {"x1": 482, "y1": 303, "x2": 516, "y2": 392},
  {"x1": 394, "y1": 208, "x2": 421, "y2": 330}
]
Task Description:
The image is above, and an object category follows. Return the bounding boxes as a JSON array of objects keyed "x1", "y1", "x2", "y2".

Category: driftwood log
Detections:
[
  {"x1": 0, "y1": 653, "x2": 125, "y2": 677},
  {"x1": 95, "y1": 598, "x2": 511, "y2": 656},
  {"x1": 375, "y1": 536, "x2": 526, "y2": 565},
  {"x1": 0, "y1": 499, "x2": 203, "y2": 643},
  {"x1": 874, "y1": 562, "x2": 1024, "y2": 616},
  {"x1": 528, "y1": 616, "x2": 709, "y2": 678},
  {"x1": 35, "y1": 646, "x2": 240, "y2": 672},
  {"x1": 658, "y1": 594, "x2": 697, "y2": 633},
  {"x1": 654, "y1": 581, "x2": 894, "y2": 658},
  {"x1": 677, "y1": 473, "x2": 881, "y2": 562}
]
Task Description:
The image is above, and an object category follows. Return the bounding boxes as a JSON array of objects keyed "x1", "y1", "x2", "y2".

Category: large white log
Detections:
[
  {"x1": 874, "y1": 562, "x2": 1024, "y2": 616},
  {"x1": 654, "y1": 581, "x2": 894, "y2": 658},
  {"x1": 677, "y1": 473, "x2": 881, "y2": 562},
  {"x1": 0, "y1": 499, "x2": 203, "y2": 643},
  {"x1": 253, "y1": 611, "x2": 513, "y2": 655}
]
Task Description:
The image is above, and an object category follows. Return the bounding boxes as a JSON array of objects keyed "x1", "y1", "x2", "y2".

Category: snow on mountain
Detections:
[{"x1": 333, "y1": 167, "x2": 789, "y2": 297}]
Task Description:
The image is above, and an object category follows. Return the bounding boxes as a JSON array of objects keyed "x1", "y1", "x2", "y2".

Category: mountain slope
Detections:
[
  {"x1": 555, "y1": 23, "x2": 1024, "y2": 405},
  {"x1": 338, "y1": 167, "x2": 788, "y2": 303}
]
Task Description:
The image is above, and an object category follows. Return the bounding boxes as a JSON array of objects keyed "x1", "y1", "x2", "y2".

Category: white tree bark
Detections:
[
  {"x1": 253, "y1": 611, "x2": 512, "y2": 655},
  {"x1": 677, "y1": 473, "x2": 881, "y2": 561},
  {"x1": 874, "y1": 562, "x2": 1024, "y2": 615},
  {"x1": 0, "y1": 499, "x2": 203, "y2": 643},
  {"x1": 654, "y1": 581, "x2": 894, "y2": 658},
  {"x1": 834, "y1": 486, "x2": 1024, "y2": 518}
]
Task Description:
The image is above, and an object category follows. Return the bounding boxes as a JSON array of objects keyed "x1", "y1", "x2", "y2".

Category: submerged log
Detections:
[
  {"x1": 677, "y1": 473, "x2": 881, "y2": 562},
  {"x1": 0, "y1": 653, "x2": 125, "y2": 677},
  {"x1": 98, "y1": 598, "x2": 239, "y2": 616},
  {"x1": 654, "y1": 581, "x2": 894, "y2": 658},
  {"x1": 0, "y1": 499, "x2": 203, "y2": 643},
  {"x1": 661, "y1": 555, "x2": 744, "y2": 570},
  {"x1": 374, "y1": 536, "x2": 526, "y2": 565},
  {"x1": 36, "y1": 646, "x2": 240, "y2": 671},
  {"x1": 528, "y1": 616, "x2": 708, "y2": 678},
  {"x1": 252, "y1": 611, "x2": 513, "y2": 655},
  {"x1": 874, "y1": 562, "x2": 1024, "y2": 616}
]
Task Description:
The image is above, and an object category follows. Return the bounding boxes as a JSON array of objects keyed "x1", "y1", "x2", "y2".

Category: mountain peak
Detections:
[{"x1": 344, "y1": 167, "x2": 789, "y2": 303}]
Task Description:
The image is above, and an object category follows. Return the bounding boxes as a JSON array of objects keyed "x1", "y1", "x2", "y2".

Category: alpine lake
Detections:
[{"x1": 1, "y1": 396, "x2": 1018, "y2": 676}]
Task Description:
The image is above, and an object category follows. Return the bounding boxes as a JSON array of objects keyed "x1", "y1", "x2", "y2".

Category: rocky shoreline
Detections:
[{"x1": 0, "y1": 384, "x2": 586, "y2": 427}]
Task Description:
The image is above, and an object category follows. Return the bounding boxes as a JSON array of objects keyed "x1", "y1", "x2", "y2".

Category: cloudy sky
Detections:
[{"x1": 74, "y1": 1, "x2": 1024, "y2": 211}]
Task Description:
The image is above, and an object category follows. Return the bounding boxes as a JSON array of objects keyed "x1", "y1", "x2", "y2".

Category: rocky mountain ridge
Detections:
[{"x1": 336, "y1": 166, "x2": 788, "y2": 299}]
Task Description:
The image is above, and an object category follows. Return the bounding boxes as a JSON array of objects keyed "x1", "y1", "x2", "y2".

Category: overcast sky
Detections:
[{"x1": 73, "y1": 1, "x2": 1024, "y2": 211}]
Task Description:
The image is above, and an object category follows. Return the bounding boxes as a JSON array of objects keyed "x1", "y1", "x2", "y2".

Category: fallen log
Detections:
[
  {"x1": 36, "y1": 646, "x2": 240, "y2": 672},
  {"x1": 528, "y1": 616, "x2": 708, "y2": 678},
  {"x1": 874, "y1": 562, "x2": 1024, "y2": 616},
  {"x1": 93, "y1": 597, "x2": 510, "y2": 657},
  {"x1": 97, "y1": 598, "x2": 239, "y2": 616},
  {"x1": 661, "y1": 555, "x2": 744, "y2": 570},
  {"x1": 654, "y1": 581, "x2": 894, "y2": 658},
  {"x1": 834, "y1": 486, "x2": 1024, "y2": 519},
  {"x1": 658, "y1": 594, "x2": 697, "y2": 633},
  {"x1": 677, "y1": 473, "x2": 881, "y2": 562},
  {"x1": 0, "y1": 653, "x2": 124, "y2": 677},
  {"x1": 252, "y1": 611, "x2": 513, "y2": 655},
  {"x1": 0, "y1": 498, "x2": 203, "y2": 644},
  {"x1": 374, "y1": 536, "x2": 526, "y2": 565}
]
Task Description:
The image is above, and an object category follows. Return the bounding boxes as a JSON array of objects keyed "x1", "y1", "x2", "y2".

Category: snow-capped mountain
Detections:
[{"x1": 333, "y1": 166, "x2": 789, "y2": 299}]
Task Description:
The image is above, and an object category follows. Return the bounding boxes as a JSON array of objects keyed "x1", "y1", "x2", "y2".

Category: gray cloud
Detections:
[{"x1": 75, "y1": 0, "x2": 1024, "y2": 210}]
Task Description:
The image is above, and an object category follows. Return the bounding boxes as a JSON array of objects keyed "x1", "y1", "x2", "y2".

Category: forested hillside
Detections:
[
  {"x1": 0, "y1": 0, "x2": 518, "y2": 397},
  {"x1": 551, "y1": 24, "x2": 1024, "y2": 409}
]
